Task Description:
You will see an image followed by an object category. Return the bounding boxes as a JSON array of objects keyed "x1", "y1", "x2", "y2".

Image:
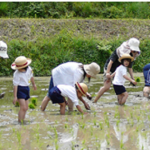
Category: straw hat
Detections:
[
  {"x1": 118, "y1": 54, "x2": 134, "y2": 63},
  {"x1": 11, "y1": 56, "x2": 32, "y2": 70},
  {"x1": 0, "y1": 41, "x2": 9, "y2": 58},
  {"x1": 75, "y1": 82, "x2": 88, "y2": 96},
  {"x1": 128, "y1": 38, "x2": 140, "y2": 52},
  {"x1": 83, "y1": 62, "x2": 100, "y2": 78}
]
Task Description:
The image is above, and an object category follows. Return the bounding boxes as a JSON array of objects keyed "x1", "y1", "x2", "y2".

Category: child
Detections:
[
  {"x1": 93, "y1": 38, "x2": 140, "y2": 103},
  {"x1": 143, "y1": 63, "x2": 150, "y2": 98},
  {"x1": 111, "y1": 54, "x2": 137, "y2": 105},
  {"x1": 0, "y1": 41, "x2": 9, "y2": 99},
  {"x1": 48, "y1": 82, "x2": 88, "y2": 114},
  {"x1": 11, "y1": 56, "x2": 37, "y2": 123}
]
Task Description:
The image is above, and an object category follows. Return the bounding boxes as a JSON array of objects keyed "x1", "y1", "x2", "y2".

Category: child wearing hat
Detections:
[
  {"x1": 41, "y1": 62, "x2": 100, "y2": 111},
  {"x1": 48, "y1": 82, "x2": 88, "y2": 114},
  {"x1": 11, "y1": 56, "x2": 37, "y2": 123},
  {"x1": 111, "y1": 54, "x2": 137, "y2": 105},
  {"x1": 0, "y1": 41, "x2": 9, "y2": 99},
  {"x1": 93, "y1": 38, "x2": 140, "y2": 103}
]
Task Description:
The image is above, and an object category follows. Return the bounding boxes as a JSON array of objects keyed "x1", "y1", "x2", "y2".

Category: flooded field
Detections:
[{"x1": 0, "y1": 73, "x2": 150, "y2": 150}]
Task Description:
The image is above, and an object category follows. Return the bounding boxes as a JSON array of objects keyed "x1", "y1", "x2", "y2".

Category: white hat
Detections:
[
  {"x1": 84, "y1": 62, "x2": 100, "y2": 78},
  {"x1": 0, "y1": 41, "x2": 9, "y2": 58},
  {"x1": 11, "y1": 56, "x2": 32, "y2": 70},
  {"x1": 128, "y1": 38, "x2": 140, "y2": 52}
]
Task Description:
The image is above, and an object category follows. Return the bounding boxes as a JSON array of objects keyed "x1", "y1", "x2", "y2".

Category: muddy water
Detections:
[{"x1": 0, "y1": 73, "x2": 150, "y2": 150}]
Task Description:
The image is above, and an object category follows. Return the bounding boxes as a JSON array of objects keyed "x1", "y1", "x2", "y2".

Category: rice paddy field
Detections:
[{"x1": 0, "y1": 73, "x2": 150, "y2": 150}]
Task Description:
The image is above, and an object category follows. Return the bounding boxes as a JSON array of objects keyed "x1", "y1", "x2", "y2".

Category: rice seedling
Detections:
[
  {"x1": 15, "y1": 101, "x2": 19, "y2": 107},
  {"x1": 99, "y1": 122, "x2": 103, "y2": 130},
  {"x1": 120, "y1": 139, "x2": 124, "y2": 149},
  {"x1": 31, "y1": 97, "x2": 37, "y2": 106},
  {"x1": 135, "y1": 77, "x2": 141, "y2": 82},
  {"x1": 29, "y1": 103, "x2": 35, "y2": 109}
]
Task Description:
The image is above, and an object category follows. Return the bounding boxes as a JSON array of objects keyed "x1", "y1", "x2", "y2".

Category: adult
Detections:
[
  {"x1": 143, "y1": 63, "x2": 150, "y2": 98},
  {"x1": 41, "y1": 62, "x2": 100, "y2": 111},
  {"x1": 93, "y1": 37, "x2": 141, "y2": 103},
  {"x1": 0, "y1": 41, "x2": 9, "y2": 99}
]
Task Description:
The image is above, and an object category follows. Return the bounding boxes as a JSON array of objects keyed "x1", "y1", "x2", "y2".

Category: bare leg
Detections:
[
  {"x1": 18, "y1": 99, "x2": 28, "y2": 123},
  {"x1": 117, "y1": 92, "x2": 128, "y2": 105},
  {"x1": 143, "y1": 86, "x2": 150, "y2": 98},
  {"x1": 59, "y1": 102, "x2": 66, "y2": 115},
  {"x1": 93, "y1": 80, "x2": 111, "y2": 103},
  {"x1": 67, "y1": 98, "x2": 74, "y2": 112},
  {"x1": 41, "y1": 96, "x2": 50, "y2": 111}
]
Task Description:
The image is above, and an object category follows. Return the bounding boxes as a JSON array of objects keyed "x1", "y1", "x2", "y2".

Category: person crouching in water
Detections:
[
  {"x1": 48, "y1": 82, "x2": 88, "y2": 114},
  {"x1": 11, "y1": 56, "x2": 37, "y2": 123},
  {"x1": 111, "y1": 54, "x2": 137, "y2": 105}
]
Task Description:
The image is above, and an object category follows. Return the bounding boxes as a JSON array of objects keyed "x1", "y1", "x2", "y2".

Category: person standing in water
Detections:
[
  {"x1": 143, "y1": 63, "x2": 150, "y2": 98},
  {"x1": 11, "y1": 56, "x2": 37, "y2": 123},
  {"x1": 111, "y1": 54, "x2": 137, "y2": 105},
  {"x1": 93, "y1": 38, "x2": 140, "y2": 103},
  {"x1": 41, "y1": 62, "x2": 100, "y2": 111},
  {"x1": 0, "y1": 41, "x2": 9, "y2": 99}
]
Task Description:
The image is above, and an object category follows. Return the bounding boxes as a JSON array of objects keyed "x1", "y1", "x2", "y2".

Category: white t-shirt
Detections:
[
  {"x1": 57, "y1": 84, "x2": 79, "y2": 106},
  {"x1": 113, "y1": 65, "x2": 127, "y2": 85},
  {"x1": 52, "y1": 62, "x2": 84, "y2": 87},
  {"x1": 13, "y1": 66, "x2": 33, "y2": 86}
]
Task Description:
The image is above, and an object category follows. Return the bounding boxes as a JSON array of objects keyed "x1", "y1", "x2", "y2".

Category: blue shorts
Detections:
[
  {"x1": 47, "y1": 76, "x2": 54, "y2": 98},
  {"x1": 113, "y1": 84, "x2": 126, "y2": 95},
  {"x1": 17, "y1": 86, "x2": 30, "y2": 100},
  {"x1": 49, "y1": 86, "x2": 64, "y2": 104}
]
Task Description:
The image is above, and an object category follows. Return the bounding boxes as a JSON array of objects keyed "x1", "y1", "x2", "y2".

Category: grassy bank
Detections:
[{"x1": 0, "y1": 19, "x2": 150, "y2": 76}]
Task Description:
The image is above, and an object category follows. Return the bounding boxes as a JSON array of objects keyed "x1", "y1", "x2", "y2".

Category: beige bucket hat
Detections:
[
  {"x1": 128, "y1": 38, "x2": 140, "y2": 53},
  {"x1": 0, "y1": 41, "x2": 9, "y2": 58},
  {"x1": 118, "y1": 54, "x2": 134, "y2": 63},
  {"x1": 11, "y1": 56, "x2": 32, "y2": 70},
  {"x1": 75, "y1": 82, "x2": 88, "y2": 96},
  {"x1": 83, "y1": 62, "x2": 100, "y2": 78}
]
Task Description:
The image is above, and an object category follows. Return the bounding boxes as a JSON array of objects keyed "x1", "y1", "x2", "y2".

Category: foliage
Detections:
[
  {"x1": 0, "y1": 30, "x2": 150, "y2": 76},
  {"x1": 29, "y1": 103, "x2": 35, "y2": 109},
  {"x1": 0, "y1": 2, "x2": 150, "y2": 19},
  {"x1": 31, "y1": 97, "x2": 37, "y2": 106},
  {"x1": 135, "y1": 77, "x2": 141, "y2": 82}
]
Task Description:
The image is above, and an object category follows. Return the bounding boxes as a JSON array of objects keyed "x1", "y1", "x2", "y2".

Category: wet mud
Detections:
[{"x1": 0, "y1": 73, "x2": 150, "y2": 150}]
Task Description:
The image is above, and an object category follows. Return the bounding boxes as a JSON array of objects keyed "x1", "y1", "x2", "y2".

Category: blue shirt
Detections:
[{"x1": 143, "y1": 63, "x2": 150, "y2": 86}]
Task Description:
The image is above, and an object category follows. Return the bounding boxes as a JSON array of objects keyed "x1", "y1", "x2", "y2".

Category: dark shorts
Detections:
[
  {"x1": 49, "y1": 86, "x2": 64, "y2": 104},
  {"x1": 47, "y1": 76, "x2": 54, "y2": 98},
  {"x1": 17, "y1": 86, "x2": 30, "y2": 100},
  {"x1": 113, "y1": 84, "x2": 126, "y2": 95}
]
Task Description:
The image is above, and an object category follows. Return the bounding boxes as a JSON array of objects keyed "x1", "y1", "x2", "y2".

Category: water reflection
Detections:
[{"x1": 0, "y1": 74, "x2": 149, "y2": 149}]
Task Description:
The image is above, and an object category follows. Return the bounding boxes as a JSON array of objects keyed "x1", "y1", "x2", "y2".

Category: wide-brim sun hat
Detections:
[
  {"x1": 0, "y1": 41, "x2": 9, "y2": 58},
  {"x1": 118, "y1": 54, "x2": 134, "y2": 63},
  {"x1": 11, "y1": 56, "x2": 32, "y2": 70},
  {"x1": 83, "y1": 62, "x2": 100, "y2": 78},
  {"x1": 75, "y1": 82, "x2": 88, "y2": 96},
  {"x1": 128, "y1": 38, "x2": 140, "y2": 53}
]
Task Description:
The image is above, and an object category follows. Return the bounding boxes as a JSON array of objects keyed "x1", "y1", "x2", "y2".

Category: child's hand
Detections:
[
  {"x1": 13, "y1": 97, "x2": 17, "y2": 105},
  {"x1": 106, "y1": 73, "x2": 111, "y2": 79},
  {"x1": 33, "y1": 84, "x2": 37, "y2": 90},
  {"x1": 131, "y1": 80, "x2": 137, "y2": 86},
  {"x1": 86, "y1": 93, "x2": 92, "y2": 100}
]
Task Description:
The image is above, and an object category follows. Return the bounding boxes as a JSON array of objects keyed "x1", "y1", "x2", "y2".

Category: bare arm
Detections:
[
  {"x1": 76, "y1": 105, "x2": 84, "y2": 113},
  {"x1": 31, "y1": 77, "x2": 37, "y2": 90},
  {"x1": 123, "y1": 75, "x2": 137, "y2": 85},
  {"x1": 78, "y1": 96, "x2": 90, "y2": 110},
  {"x1": 13, "y1": 86, "x2": 18, "y2": 105},
  {"x1": 106, "y1": 60, "x2": 114, "y2": 78},
  {"x1": 111, "y1": 71, "x2": 116, "y2": 78}
]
